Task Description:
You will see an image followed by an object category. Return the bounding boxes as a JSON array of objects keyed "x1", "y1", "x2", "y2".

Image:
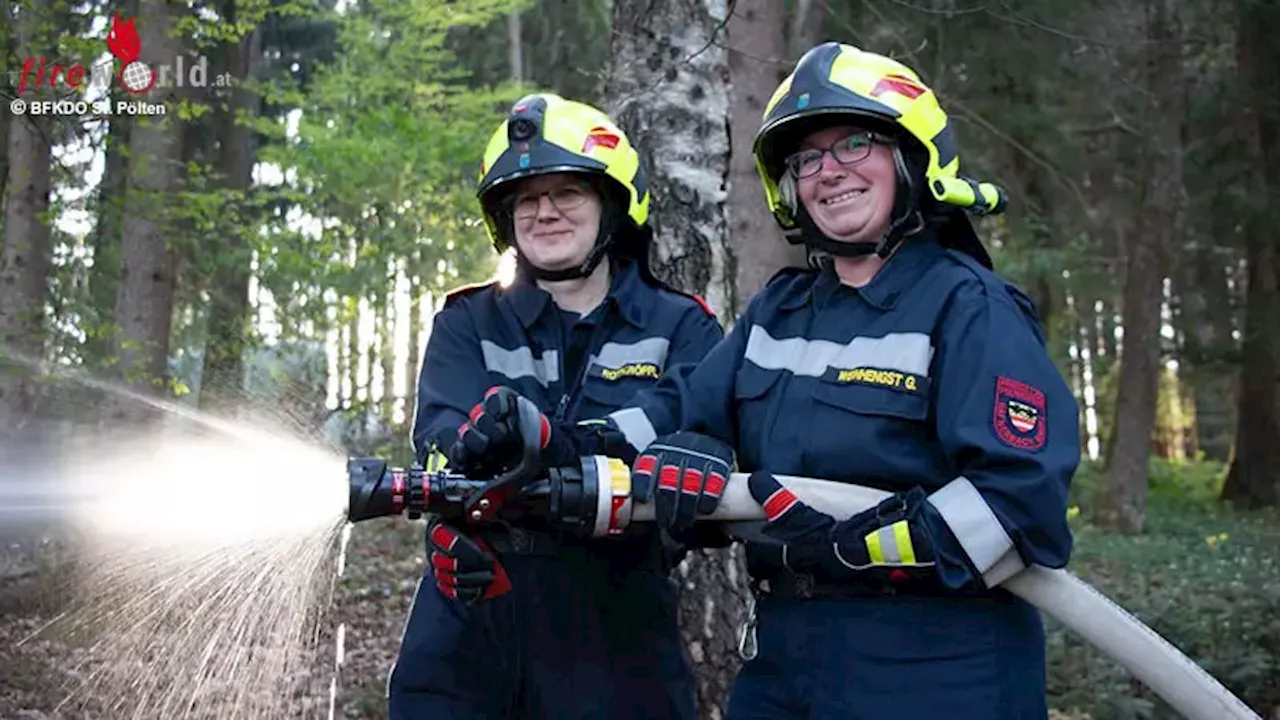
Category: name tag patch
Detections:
[
  {"x1": 822, "y1": 366, "x2": 926, "y2": 394},
  {"x1": 592, "y1": 362, "x2": 661, "y2": 382}
]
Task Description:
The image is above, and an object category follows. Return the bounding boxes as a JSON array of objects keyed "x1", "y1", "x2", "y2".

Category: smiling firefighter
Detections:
[{"x1": 385, "y1": 93, "x2": 723, "y2": 720}]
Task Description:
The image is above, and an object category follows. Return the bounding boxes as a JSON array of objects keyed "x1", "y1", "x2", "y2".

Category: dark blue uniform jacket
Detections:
[
  {"x1": 601, "y1": 235, "x2": 1080, "y2": 591},
  {"x1": 390, "y1": 258, "x2": 722, "y2": 720}
]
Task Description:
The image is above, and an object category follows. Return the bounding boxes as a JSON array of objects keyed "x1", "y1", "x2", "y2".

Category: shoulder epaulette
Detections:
[
  {"x1": 648, "y1": 278, "x2": 721, "y2": 321},
  {"x1": 764, "y1": 265, "x2": 814, "y2": 285},
  {"x1": 681, "y1": 291, "x2": 717, "y2": 320},
  {"x1": 442, "y1": 280, "x2": 498, "y2": 309}
]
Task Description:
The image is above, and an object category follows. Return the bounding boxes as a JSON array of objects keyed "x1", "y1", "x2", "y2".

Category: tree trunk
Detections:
[
  {"x1": 604, "y1": 0, "x2": 735, "y2": 317},
  {"x1": 86, "y1": 107, "x2": 132, "y2": 366},
  {"x1": 380, "y1": 287, "x2": 396, "y2": 424},
  {"x1": 1223, "y1": 226, "x2": 1280, "y2": 507},
  {"x1": 86, "y1": 0, "x2": 141, "y2": 365},
  {"x1": 725, "y1": 0, "x2": 805, "y2": 314},
  {"x1": 0, "y1": 112, "x2": 52, "y2": 441},
  {"x1": 109, "y1": 0, "x2": 185, "y2": 420},
  {"x1": 1099, "y1": 296, "x2": 1118, "y2": 362},
  {"x1": 1000, "y1": 70, "x2": 1061, "y2": 352},
  {"x1": 508, "y1": 8, "x2": 523, "y2": 84},
  {"x1": 604, "y1": 2, "x2": 745, "y2": 716},
  {"x1": 347, "y1": 303, "x2": 360, "y2": 407},
  {"x1": 405, "y1": 272, "x2": 424, "y2": 434},
  {"x1": 0, "y1": 88, "x2": 9, "y2": 212},
  {"x1": 338, "y1": 317, "x2": 351, "y2": 408},
  {"x1": 1100, "y1": 0, "x2": 1185, "y2": 533},
  {"x1": 200, "y1": 16, "x2": 263, "y2": 415},
  {"x1": 1221, "y1": 0, "x2": 1280, "y2": 507},
  {"x1": 1177, "y1": 244, "x2": 1237, "y2": 462},
  {"x1": 785, "y1": 0, "x2": 823, "y2": 61},
  {"x1": 0, "y1": 5, "x2": 54, "y2": 443}
]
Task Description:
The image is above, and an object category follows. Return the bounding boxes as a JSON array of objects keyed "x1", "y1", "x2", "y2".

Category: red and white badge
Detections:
[{"x1": 993, "y1": 376, "x2": 1046, "y2": 451}]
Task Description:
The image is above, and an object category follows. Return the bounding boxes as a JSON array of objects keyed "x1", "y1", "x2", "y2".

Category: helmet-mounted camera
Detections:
[{"x1": 508, "y1": 117, "x2": 538, "y2": 143}]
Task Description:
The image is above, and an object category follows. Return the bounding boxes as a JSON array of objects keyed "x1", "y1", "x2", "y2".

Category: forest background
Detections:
[{"x1": 1, "y1": 0, "x2": 1279, "y2": 718}]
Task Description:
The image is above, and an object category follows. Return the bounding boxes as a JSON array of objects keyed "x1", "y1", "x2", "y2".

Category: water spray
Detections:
[
  {"x1": 0, "y1": 350, "x2": 351, "y2": 718},
  {"x1": 0, "y1": 353, "x2": 352, "y2": 719},
  {"x1": 343, "y1": 454, "x2": 1262, "y2": 720}
]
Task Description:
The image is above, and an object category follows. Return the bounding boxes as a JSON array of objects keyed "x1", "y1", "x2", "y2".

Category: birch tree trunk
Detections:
[
  {"x1": 604, "y1": 2, "x2": 745, "y2": 716},
  {"x1": 604, "y1": 0, "x2": 735, "y2": 317}
]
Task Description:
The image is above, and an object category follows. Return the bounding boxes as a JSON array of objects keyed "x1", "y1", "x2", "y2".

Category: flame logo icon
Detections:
[{"x1": 107, "y1": 14, "x2": 155, "y2": 94}]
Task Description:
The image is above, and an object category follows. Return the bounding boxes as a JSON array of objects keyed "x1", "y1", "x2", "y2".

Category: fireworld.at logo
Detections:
[{"x1": 15, "y1": 13, "x2": 233, "y2": 96}]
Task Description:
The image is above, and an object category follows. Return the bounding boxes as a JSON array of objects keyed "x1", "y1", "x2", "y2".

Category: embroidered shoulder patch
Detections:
[{"x1": 993, "y1": 376, "x2": 1046, "y2": 451}]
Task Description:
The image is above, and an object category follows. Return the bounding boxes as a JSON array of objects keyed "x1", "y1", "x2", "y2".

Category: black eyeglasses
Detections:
[
  {"x1": 784, "y1": 131, "x2": 892, "y2": 179},
  {"x1": 511, "y1": 185, "x2": 592, "y2": 222}
]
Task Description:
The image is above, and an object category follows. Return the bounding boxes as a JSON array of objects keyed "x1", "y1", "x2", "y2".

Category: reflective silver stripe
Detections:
[
  {"x1": 743, "y1": 325, "x2": 933, "y2": 377},
  {"x1": 607, "y1": 407, "x2": 657, "y2": 452},
  {"x1": 874, "y1": 525, "x2": 903, "y2": 563},
  {"x1": 480, "y1": 340, "x2": 559, "y2": 387},
  {"x1": 927, "y1": 476, "x2": 1018, "y2": 587},
  {"x1": 591, "y1": 337, "x2": 670, "y2": 370}
]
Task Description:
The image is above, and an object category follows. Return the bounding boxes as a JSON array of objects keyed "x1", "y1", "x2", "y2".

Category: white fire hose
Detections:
[{"x1": 624, "y1": 469, "x2": 1262, "y2": 720}]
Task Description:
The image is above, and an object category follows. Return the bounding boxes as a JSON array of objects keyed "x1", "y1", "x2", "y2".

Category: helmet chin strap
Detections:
[
  {"x1": 516, "y1": 202, "x2": 622, "y2": 283},
  {"x1": 783, "y1": 146, "x2": 924, "y2": 261},
  {"x1": 520, "y1": 240, "x2": 611, "y2": 282}
]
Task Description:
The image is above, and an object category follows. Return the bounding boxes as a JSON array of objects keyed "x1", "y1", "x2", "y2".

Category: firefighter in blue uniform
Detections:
[
  {"x1": 387, "y1": 93, "x2": 723, "y2": 720},
  {"x1": 462, "y1": 44, "x2": 1081, "y2": 719}
]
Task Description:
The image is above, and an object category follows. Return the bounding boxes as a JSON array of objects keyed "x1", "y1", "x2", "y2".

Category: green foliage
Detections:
[
  {"x1": 1050, "y1": 463, "x2": 1280, "y2": 718},
  {"x1": 253, "y1": 0, "x2": 519, "y2": 341},
  {"x1": 1070, "y1": 456, "x2": 1229, "y2": 510},
  {"x1": 445, "y1": 0, "x2": 613, "y2": 105}
]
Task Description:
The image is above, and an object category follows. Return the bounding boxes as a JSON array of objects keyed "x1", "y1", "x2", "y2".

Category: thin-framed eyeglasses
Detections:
[
  {"x1": 785, "y1": 131, "x2": 892, "y2": 180},
  {"x1": 512, "y1": 184, "x2": 592, "y2": 222}
]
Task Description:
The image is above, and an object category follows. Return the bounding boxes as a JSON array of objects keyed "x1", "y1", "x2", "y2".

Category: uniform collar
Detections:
[
  {"x1": 855, "y1": 233, "x2": 945, "y2": 310},
  {"x1": 502, "y1": 259, "x2": 648, "y2": 329},
  {"x1": 779, "y1": 232, "x2": 945, "y2": 312}
]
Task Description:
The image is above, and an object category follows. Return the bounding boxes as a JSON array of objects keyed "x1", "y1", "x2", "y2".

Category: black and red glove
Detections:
[
  {"x1": 631, "y1": 431, "x2": 733, "y2": 536},
  {"x1": 427, "y1": 517, "x2": 512, "y2": 604},
  {"x1": 450, "y1": 386, "x2": 628, "y2": 481},
  {"x1": 449, "y1": 386, "x2": 556, "y2": 479},
  {"x1": 747, "y1": 471, "x2": 937, "y2": 584}
]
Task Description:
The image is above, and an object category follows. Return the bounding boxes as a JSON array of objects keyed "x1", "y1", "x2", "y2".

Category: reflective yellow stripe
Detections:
[
  {"x1": 864, "y1": 521, "x2": 915, "y2": 566},
  {"x1": 891, "y1": 520, "x2": 915, "y2": 564},
  {"x1": 424, "y1": 450, "x2": 449, "y2": 472},
  {"x1": 865, "y1": 529, "x2": 885, "y2": 564}
]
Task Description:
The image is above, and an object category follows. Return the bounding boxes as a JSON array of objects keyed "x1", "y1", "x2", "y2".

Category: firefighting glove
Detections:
[
  {"x1": 631, "y1": 432, "x2": 733, "y2": 537},
  {"x1": 426, "y1": 517, "x2": 512, "y2": 605},
  {"x1": 449, "y1": 386, "x2": 553, "y2": 479},
  {"x1": 747, "y1": 471, "x2": 936, "y2": 584}
]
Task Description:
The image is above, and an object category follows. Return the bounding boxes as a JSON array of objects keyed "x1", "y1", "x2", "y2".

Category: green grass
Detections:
[{"x1": 1048, "y1": 459, "x2": 1280, "y2": 719}]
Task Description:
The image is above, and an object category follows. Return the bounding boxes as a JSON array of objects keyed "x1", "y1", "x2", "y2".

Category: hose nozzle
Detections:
[
  {"x1": 343, "y1": 455, "x2": 641, "y2": 537},
  {"x1": 345, "y1": 457, "x2": 426, "y2": 522}
]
